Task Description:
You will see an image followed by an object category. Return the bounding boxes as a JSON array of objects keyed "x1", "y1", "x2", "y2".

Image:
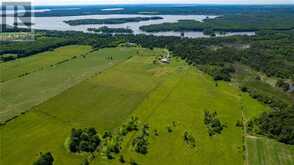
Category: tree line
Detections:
[
  {"x1": 64, "y1": 17, "x2": 163, "y2": 26},
  {"x1": 139, "y1": 13, "x2": 294, "y2": 33}
]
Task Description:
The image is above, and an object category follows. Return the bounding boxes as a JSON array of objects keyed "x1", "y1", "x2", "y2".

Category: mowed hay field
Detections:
[
  {"x1": 0, "y1": 46, "x2": 139, "y2": 123},
  {"x1": 247, "y1": 137, "x2": 294, "y2": 165},
  {"x1": 0, "y1": 45, "x2": 92, "y2": 82},
  {"x1": 1, "y1": 47, "x2": 293, "y2": 165}
]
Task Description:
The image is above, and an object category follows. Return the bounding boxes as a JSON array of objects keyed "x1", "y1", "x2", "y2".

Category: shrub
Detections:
[
  {"x1": 126, "y1": 117, "x2": 139, "y2": 132},
  {"x1": 167, "y1": 126, "x2": 173, "y2": 133},
  {"x1": 106, "y1": 150, "x2": 114, "y2": 159},
  {"x1": 119, "y1": 155, "x2": 126, "y2": 163},
  {"x1": 33, "y1": 152, "x2": 54, "y2": 165},
  {"x1": 276, "y1": 79, "x2": 290, "y2": 91},
  {"x1": 130, "y1": 159, "x2": 138, "y2": 165},
  {"x1": 81, "y1": 159, "x2": 89, "y2": 165},
  {"x1": 103, "y1": 130, "x2": 113, "y2": 139},
  {"x1": 184, "y1": 131, "x2": 196, "y2": 147},
  {"x1": 236, "y1": 120, "x2": 243, "y2": 127},
  {"x1": 0, "y1": 54, "x2": 17, "y2": 62},
  {"x1": 133, "y1": 137, "x2": 148, "y2": 154},
  {"x1": 240, "y1": 86, "x2": 248, "y2": 92},
  {"x1": 213, "y1": 70, "x2": 231, "y2": 81},
  {"x1": 132, "y1": 123, "x2": 150, "y2": 154}
]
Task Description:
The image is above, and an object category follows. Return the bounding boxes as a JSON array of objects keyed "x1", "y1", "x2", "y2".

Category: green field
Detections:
[
  {"x1": 0, "y1": 45, "x2": 92, "y2": 82},
  {"x1": 247, "y1": 137, "x2": 294, "y2": 165},
  {"x1": 0, "y1": 47, "x2": 293, "y2": 165},
  {"x1": 0, "y1": 46, "x2": 143, "y2": 123}
]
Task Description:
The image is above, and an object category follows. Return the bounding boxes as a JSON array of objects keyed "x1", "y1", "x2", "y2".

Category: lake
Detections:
[{"x1": 4, "y1": 14, "x2": 255, "y2": 38}]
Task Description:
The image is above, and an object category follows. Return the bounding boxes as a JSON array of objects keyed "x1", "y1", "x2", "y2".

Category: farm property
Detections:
[{"x1": 0, "y1": 46, "x2": 293, "y2": 165}]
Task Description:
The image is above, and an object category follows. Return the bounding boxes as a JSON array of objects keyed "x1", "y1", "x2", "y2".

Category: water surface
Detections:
[{"x1": 4, "y1": 14, "x2": 255, "y2": 38}]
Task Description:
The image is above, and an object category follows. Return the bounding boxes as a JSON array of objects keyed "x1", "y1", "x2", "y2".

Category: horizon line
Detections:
[{"x1": 30, "y1": 3, "x2": 294, "y2": 7}]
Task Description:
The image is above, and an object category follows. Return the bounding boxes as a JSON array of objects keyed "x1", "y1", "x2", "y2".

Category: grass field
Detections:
[
  {"x1": 0, "y1": 46, "x2": 142, "y2": 123},
  {"x1": 247, "y1": 137, "x2": 294, "y2": 165},
  {"x1": 0, "y1": 45, "x2": 92, "y2": 82},
  {"x1": 0, "y1": 47, "x2": 293, "y2": 165}
]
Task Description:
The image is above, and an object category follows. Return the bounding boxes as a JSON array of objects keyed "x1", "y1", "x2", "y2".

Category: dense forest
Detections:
[
  {"x1": 63, "y1": 16, "x2": 163, "y2": 26},
  {"x1": 88, "y1": 26, "x2": 133, "y2": 34},
  {"x1": 140, "y1": 13, "x2": 294, "y2": 32},
  {"x1": 0, "y1": 24, "x2": 31, "y2": 32}
]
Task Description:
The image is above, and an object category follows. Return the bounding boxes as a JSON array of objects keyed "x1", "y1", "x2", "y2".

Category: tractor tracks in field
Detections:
[
  {"x1": 0, "y1": 50, "x2": 127, "y2": 126},
  {"x1": 121, "y1": 68, "x2": 189, "y2": 151},
  {"x1": 1, "y1": 49, "x2": 95, "y2": 84}
]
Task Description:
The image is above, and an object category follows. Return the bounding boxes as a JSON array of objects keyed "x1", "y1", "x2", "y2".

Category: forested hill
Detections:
[
  {"x1": 63, "y1": 17, "x2": 163, "y2": 26},
  {"x1": 140, "y1": 13, "x2": 294, "y2": 32}
]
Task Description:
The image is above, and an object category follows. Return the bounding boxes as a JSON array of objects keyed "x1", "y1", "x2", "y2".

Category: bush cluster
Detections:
[
  {"x1": 204, "y1": 111, "x2": 225, "y2": 136},
  {"x1": 102, "y1": 117, "x2": 140, "y2": 159},
  {"x1": 103, "y1": 135, "x2": 122, "y2": 159},
  {"x1": 184, "y1": 131, "x2": 196, "y2": 148},
  {"x1": 33, "y1": 152, "x2": 54, "y2": 165},
  {"x1": 132, "y1": 124, "x2": 150, "y2": 154},
  {"x1": 69, "y1": 128, "x2": 101, "y2": 153},
  {"x1": 276, "y1": 79, "x2": 290, "y2": 92}
]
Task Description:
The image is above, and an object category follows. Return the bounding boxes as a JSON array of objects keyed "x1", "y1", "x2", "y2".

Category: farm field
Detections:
[
  {"x1": 0, "y1": 45, "x2": 92, "y2": 82},
  {"x1": 92, "y1": 63, "x2": 272, "y2": 165},
  {"x1": 247, "y1": 136, "x2": 294, "y2": 165},
  {"x1": 0, "y1": 47, "x2": 166, "y2": 165},
  {"x1": 0, "y1": 47, "x2": 292, "y2": 165},
  {"x1": 0, "y1": 46, "x2": 142, "y2": 123}
]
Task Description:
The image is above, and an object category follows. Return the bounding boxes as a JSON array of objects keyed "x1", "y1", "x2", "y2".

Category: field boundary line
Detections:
[
  {"x1": 0, "y1": 51, "x2": 131, "y2": 126},
  {"x1": 242, "y1": 111, "x2": 249, "y2": 165},
  {"x1": 1, "y1": 46, "x2": 95, "y2": 83}
]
